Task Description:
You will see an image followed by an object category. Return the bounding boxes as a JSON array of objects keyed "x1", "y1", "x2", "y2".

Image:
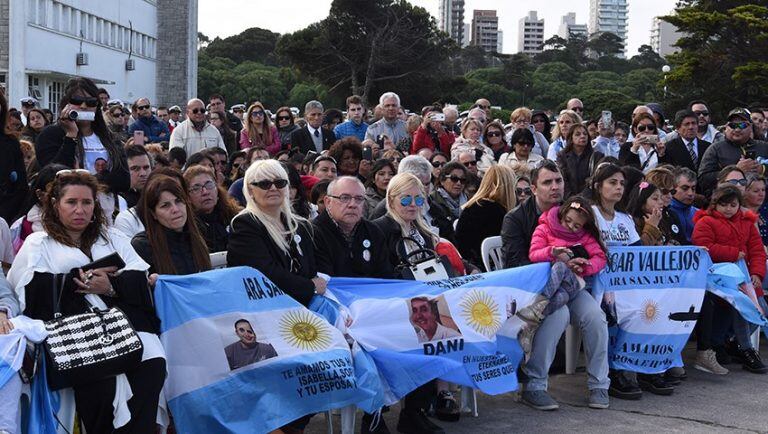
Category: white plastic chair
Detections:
[
  {"x1": 480, "y1": 236, "x2": 503, "y2": 272},
  {"x1": 209, "y1": 251, "x2": 227, "y2": 269}
]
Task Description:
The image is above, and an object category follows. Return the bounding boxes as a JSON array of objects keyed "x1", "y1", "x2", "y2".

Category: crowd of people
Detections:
[{"x1": 1, "y1": 76, "x2": 768, "y2": 434}]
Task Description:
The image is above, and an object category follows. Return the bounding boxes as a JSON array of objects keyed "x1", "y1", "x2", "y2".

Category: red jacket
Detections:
[
  {"x1": 529, "y1": 206, "x2": 607, "y2": 277},
  {"x1": 692, "y1": 208, "x2": 767, "y2": 285},
  {"x1": 411, "y1": 125, "x2": 454, "y2": 155}
]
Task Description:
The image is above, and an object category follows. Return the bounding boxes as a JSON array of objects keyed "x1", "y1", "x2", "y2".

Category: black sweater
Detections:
[
  {"x1": 131, "y1": 229, "x2": 202, "y2": 276},
  {"x1": 455, "y1": 199, "x2": 507, "y2": 270},
  {"x1": 0, "y1": 134, "x2": 28, "y2": 222}
]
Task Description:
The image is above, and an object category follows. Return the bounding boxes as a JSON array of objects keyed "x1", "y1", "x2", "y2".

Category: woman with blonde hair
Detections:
[
  {"x1": 455, "y1": 165, "x2": 517, "y2": 269},
  {"x1": 450, "y1": 119, "x2": 495, "y2": 177},
  {"x1": 546, "y1": 109, "x2": 582, "y2": 161},
  {"x1": 239, "y1": 102, "x2": 280, "y2": 155}
]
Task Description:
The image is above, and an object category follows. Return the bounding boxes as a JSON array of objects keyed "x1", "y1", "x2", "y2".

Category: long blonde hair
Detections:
[
  {"x1": 385, "y1": 173, "x2": 438, "y2": 246},
  {"x1": 462, "y1": 164, "x2": 517, "y2": 211},
  {"x1": 551, "y1": 109, "x2": 582, "y2": 141},
  {"x1": 242, "y1": 159, "x2": 304, "y2": 254}
]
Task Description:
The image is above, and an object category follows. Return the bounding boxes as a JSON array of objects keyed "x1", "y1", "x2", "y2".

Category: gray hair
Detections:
[
  {"x1": 379, "y1": 92, "x2": 401, "y2": 107},
  {"x1": 304, "y1": 100, "x2": 324, "y2": 114},
  {"x1": 398, "y1": 155, "x2": 432, "y2": 181},
  {"x1": 327, "y1": 176, "x2": 365, "y2": 196},
  {"x1": 674, "y1": 167, "x2": 697, "y2": 185},
  {"x1": 443, "y1": 105, "x2": 458, "y2": 117}
]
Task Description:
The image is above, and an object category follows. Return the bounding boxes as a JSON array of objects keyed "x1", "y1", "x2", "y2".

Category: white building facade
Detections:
[
  {"x1": 558, "y1": 12, "x2": 588, "y2": 40},
  {"x1": 0, "y1": 0, "x2": 197, "y2": 113},
  {"x1": 650, "y1": 16, "x2": 681, "y2": 58},
  {"x1": 589, "y1": 0, "x2": 628, "y2": 56},
  {"x1": 438, "y1": 0, "x2": 466, "y2": 48},
  {"x1": 518, "y1": 11, "x2": 544, "y2": 55}
]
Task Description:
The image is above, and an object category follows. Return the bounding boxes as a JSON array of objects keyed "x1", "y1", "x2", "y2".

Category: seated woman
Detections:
[
  {"x1": 450, "y1": 119, "x2": 495, "y2": 177},
  {"x1": 7, "y1": 170, "x2": 164, "y2": 434},
  {"x1": 183, "y1": 165, "x2": 242, "y2": 252},
  {"x1": 131, "y1": 175, "x2": 212, "y2": 276},
  {"x1": 483, "y1": 121, "x2": 510, "y2": 161},
  {"x1": 455, "y1": 164, "x2": 517, "y2": 270},
  {"x1": 365, "y1": 159, "x2": 396, "y2": 216},
  {"x1": 498, "y1": 128, "x2": 544, "y2": 177},
  {"x1": 505, "y1": 107, "x2": 549, "y2": 157},
  {"x1": 430, "y1": 162, "x2": 470, "y2": 224}
]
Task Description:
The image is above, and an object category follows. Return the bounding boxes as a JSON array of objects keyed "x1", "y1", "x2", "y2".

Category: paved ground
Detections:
[{"x1": 307, "y1": 344, "x2": 768, "y2": 433}]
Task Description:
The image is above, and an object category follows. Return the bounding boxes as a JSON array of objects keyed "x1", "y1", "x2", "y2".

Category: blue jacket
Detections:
[
  {"x1": 334, "y1": 120, "x2": 368, "y2": 142},
  {"x1": 669, "y1": 198, "x2": 698, "y2": 243},
  {"x1": 128, "y1": 115, "x2": 170, "y2": 143}
]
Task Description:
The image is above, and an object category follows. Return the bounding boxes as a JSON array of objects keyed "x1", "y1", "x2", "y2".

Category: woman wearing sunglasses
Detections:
[
  {"x1": 484, "y1": 120, "x2": 511, "y2": 161},
  {"x1": 499, "y1": 128, "x2": 544, "y2": 179},
  {"x1": 450, "y1": 119, "x2": 496, "y2": 177},
  {"x1": 105, "y1": 105, "x2": 130, "y2": 144},
  {"x1": 36, "y1": 77, "x2": 130, "y2": 197},
  {"x1": 620, "y1": 113, "x2": 666, "y2": 174},
  {"x1": 275, "y1": 106, "x2": 300, "y2": 149},
  {"x1": 430, "y1": 162, "x2": 469, "y2": 225},
  {"x1": 183, "y1": 165, "x2": 242, "y2": 252},
  {"x1": 239, "y1": 102, "x2": 280, "y2": 155}
]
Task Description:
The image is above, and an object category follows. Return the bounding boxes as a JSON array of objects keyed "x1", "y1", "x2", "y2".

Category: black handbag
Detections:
[
  {"x1": 43, "y1": 273, "x2": 143, "y2": 390},
  {"x1": 396, "y1": 236, "x2": 457, "y2": 282}
]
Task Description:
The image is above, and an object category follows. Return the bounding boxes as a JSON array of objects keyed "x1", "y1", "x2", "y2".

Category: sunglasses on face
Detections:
[
  {"x1": 70, "y1": 96, "x2": 99, "y2": 107},
  {"x1": 431, "y1": 160, "x2": 446, "y2": 168},
  {"x1": 487, "y1": 131, "x2": 502, "y2": 137},
  {"x1": 516, "y1": 187, "x2": 532, "y2": 196},
  {"x1": 111, "y1": 112, "x2": 124, "y2": 118},
  {"x1": 399, "y1": 195, "x2": 425, "y2": 207},
  {"x1": 191, "y1": 108, "x2": 206, "y2": 114},
  {"x1": 463, "y1": 161, "x2": 478, "y2": 167},
  {"x1": 444, "y1": 175, "x2": 466, "y2": 183},
  {"x1": 250, "y1": 179, "x2": 289, "y2": 190},
  {"x1": 137, "y1": 105, "x2": 150, "y2": 110},
  {"x1": 728, "y1": 121, "x2": 750, "y2": 130},
  {"x1": 572, "y1": 107, "x2": 584, "y2": 112},
  {"x1": 636, "y1": 124, "x2": 657, "y2": 133},
  {"x1": 726, "y1": 178, "x2": 748, "y2": 186},
  {"x1": 277, "y1": 115, "x2": 291, "y2": 121},
  {"x1": 694, "y1": 111, "x2": 709, "y2": 117},
  {"x1": 251, "y1": 111, "x2": 265, "y2": 118}
]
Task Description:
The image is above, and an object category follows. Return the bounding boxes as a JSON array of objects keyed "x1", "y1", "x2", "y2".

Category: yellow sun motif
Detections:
[
  {"x1": 642, "y1": 299, "x2": 660, "y2": 323},
  {"x1": 459, "y1": 290, "x2": 502, "y2": 337},
  {"x1": 279, "y1": 310, "x2": 333, "y2": 351}
]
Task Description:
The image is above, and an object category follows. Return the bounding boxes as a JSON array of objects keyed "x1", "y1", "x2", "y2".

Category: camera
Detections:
[
  {"x1": 430, "y1": 113, "x2": 445, "y2": 122},
  {"x1": 68, "y1": 110, "x2": 96, "y2": 121}
]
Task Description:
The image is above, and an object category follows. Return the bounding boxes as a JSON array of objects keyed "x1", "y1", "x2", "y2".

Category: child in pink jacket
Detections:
[{"x1": 518, "y1": 196, "x2": 608, "y2": 355}]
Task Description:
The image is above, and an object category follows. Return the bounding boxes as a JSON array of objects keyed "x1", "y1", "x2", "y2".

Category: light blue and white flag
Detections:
[
  {"x1": 154, "y1": 267, "x2": 378, "y2": 434},
  {"x1": 595, "y1": 246, "x2": 712, "y2": 374},
  {"x1": 707, "y1": 261, "x2": 768, "y2": 327},
  {"x1": 328, "y1": 264, "x2": 551, "y2": 399}
]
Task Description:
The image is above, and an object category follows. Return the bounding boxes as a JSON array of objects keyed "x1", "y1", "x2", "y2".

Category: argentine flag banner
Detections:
[
  {"x1": 595, "y1": 246, "x2": 712, "y2": 374},
  {"x1": 328, "y1": 264, "x2": 551, "y2": 399},
  {"x1": 707, "y1": 261, "x2": 768, "y2": 327},
  {"x1": 154, "y1": 267, "x2": 376, "y2": 434}
]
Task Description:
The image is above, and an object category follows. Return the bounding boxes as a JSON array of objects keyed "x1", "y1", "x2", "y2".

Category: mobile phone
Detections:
[
  {"x1": 569, "y1": 244, "x2": 590, "y2": 260},
  {"x1": 746, "y1": 150, "x2": 757, "y2": 160},
  {"x1": 645, "y1": 134, "x2": 660, "y2": 147},
  {"x1": 376, "y1": 134, "x2": 387, "y2": 148},
  {"x1": 362, "y1": 146, "x2": 373, "y2": 161},
  {"x1": 133, "y1": 130, "x2": 145, "y2": 146},
  {"x1": 601, "y1": 110, "x2": 612, "y2": 127},
  {"x1": 82, "y1": 252, "x2": 126, "y2": 271}
]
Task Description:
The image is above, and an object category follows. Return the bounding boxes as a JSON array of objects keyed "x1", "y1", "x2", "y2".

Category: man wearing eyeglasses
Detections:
[
  {"x1": 474, "y1": 98, "x2": 492, "y2": 119},
  {"x1": 699, "y1": 108, "x2": 768, "y2": 196},
  {"x1": 128, "y1": 97, "x2": 169, "y2": 143},
  {"x1": 169, "y1": 99, "x2": 226, "y2": 156}
]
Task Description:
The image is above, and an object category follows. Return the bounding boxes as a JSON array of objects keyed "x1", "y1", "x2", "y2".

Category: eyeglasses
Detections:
[
  {"x1": 726, "y1": 178, "x2": 748, "y2": 186},
  {"x1": 111, "y1": 112, "x2": 124, "y2": 118},
  {"x1": 727, "y1": 121, "x2": 750, "y2": 130},
  {"x1": 399, "y1": 195, "x2": 425, "y2": 207},
  {"x1": 571, "y1": 107, "x2": 584, "y2": 112},
  {"x1": 250, "y1": 179, "x2": 289, "y2": 190},
  {"x1": 191, "y1": 108, "x2": 206, "y2": 114},
  {"x1": 693, "y1": 111, "x2": 709, "y2": 117},
  {"x1": 277, "y1": 115, "x2": 291, "y2": 121},
  {"x1": 636, "y1": 124, "x2": 657, "y2": 133},
  {"x1": 251, "y1": 111, "x2": 265, "y2": 118},
  {"x1": 444, "y1": 175, "x2": 466, "y2": 184},
  {"x1": 516, "y1": 187, "x2": 532, "y2": 196},
  {"x1": 56, "y1": 169, "x2": 91, "y2": 178},
  {"x1": 487, "y1": 131, "x2": 502, "y2": 137},
  {"x1": 137, "y1": 105, "x2": 150, "y2": 110},
  {"x1": 660, "y1": 188, "x2": 677, "y2": 195},
  {"x1": 463, "y1": 160, "x2": 478, "y2": 167},
  {"x1": 327, "y1": 194, "x2": 366, "y2": 205},
  {"x1": 431, "y1": 160, "x2": 446, "y2": 168},
  {"x1": 70, "y1": 96, "x2": 99, "y2": 107},
  {"x1": 189, "y1": 180, "x2": 216, "y2": 194}
]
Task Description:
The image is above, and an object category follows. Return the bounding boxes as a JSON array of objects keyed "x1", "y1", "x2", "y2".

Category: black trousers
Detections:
[
  {"x1": 74, "y1": 358, "x2": 166, "y2": 434},
  {"x1": 696, "y1": 292, "x2": 733, "y2": 351},
  {"x1": 403, "y1": 380, "x2": 436, "y2": 411}
]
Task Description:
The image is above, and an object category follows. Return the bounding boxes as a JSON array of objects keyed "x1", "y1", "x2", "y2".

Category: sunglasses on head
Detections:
[
  {"x1": 137, "y1": 104, "x2": 150, "y2": 110},
  {"x1": 728, "y1": 121, "x2": 750, "y2": 130},
  {"x1": 444, "y1": 175, "x2": 466, "y2": 183},
  {"x1": 250, "y1": 179, "x2": 289, "y2": 190},
  {"x1": 636, "y1": 124, "x2": 657, "y2": 133},
  {"x1": 516, "y1": 187, "x2": 532, "y2": 196},
  {"x1": 191, "y1": 108, "x2": 206, "y2": 114},
  {"x1": 70, "y1": 96, "x2": 99, "y2": 107},
  {"x1": 399, "y1": 195, "x2": 425, "y2": 207},
  {"x1": 726, "y1": 178, "x2": 748, "y2": 186},
  {"x1": 251, "y1": 111, "x2": 265, "y2": 117},
  {"x1": 431, "y1": 160, "x2": 446, "y2": 168}
]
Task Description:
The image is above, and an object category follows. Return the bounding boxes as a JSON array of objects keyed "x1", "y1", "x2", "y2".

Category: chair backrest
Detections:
[
  {"x1": 210, "y1": 251, "x2": 227, "y2": 269},
  {"x1": 480, "y1": 236, "x2": 503, "y2": 272}
]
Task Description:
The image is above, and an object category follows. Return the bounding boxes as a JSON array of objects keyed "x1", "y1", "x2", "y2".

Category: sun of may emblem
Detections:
[
  {"x1": 459, "y1": 290, "x2": 502, "y2": 337},
  {"x1": 279, "y1": 310, "x2": 333, "y2": 351},
  {"x1": 642, "y1": 299, "x2": 660, "y2": 324}
]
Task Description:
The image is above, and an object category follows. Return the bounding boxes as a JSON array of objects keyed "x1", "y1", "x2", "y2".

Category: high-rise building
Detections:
[
  {"x1": 462, "y1": 23, "x2": 471, "y2": 48},
  {"x1": 650, "y1": 16, "x2": 681, "y2": 57},
  {"x1": 518, "y1": 11, "x2": 545, "y2": 55},
  {"x1": 589, "y1": 0, "x2": 628, "y2": 56},
  {"x1": 471, "y1": 10, "x2": 499, "y2": 53},
  {"x1": 558, "y1": 12, "x2": 588, "y2": 40},
  {"x1": 0, "y1": 0, "x2": 197, "y2": 109},
  {"x1": 438, "y1": 0, "x2": 465, "y2": 47},
  {"x1": 497, "y1": 30, "x2": 504, "y2": 54}
]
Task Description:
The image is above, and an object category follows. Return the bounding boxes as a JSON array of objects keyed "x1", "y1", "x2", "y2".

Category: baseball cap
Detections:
[{"x1": 727, "y1": 108, "x2": 752, "y2": 122}]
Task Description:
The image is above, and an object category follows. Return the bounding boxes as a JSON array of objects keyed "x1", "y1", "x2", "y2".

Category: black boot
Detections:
[
  {"x1": 434, "y1": 390, "x2": 461, "y2": 422},
  {"x1": 361, "y1": 411, "x2": 391, "y2": 434},
  {"x1": 637, "y1": 373, "x2": 674, "y2": 396},
  {"x1": 608, "y1": 370, "x2": 642, "y2": 400},
  {"x1": 396, "y1": 408, "x2": 444, "y2": 434},
  {"x1": 741, "y1": 348, "x2": 768, "y2": 374},
  {"x1": 713, "y1": 345, "x2": 732, "y2": 365}
]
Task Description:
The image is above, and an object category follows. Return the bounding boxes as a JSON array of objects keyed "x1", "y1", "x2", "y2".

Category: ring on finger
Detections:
[{"x1": 86, "y1": 271, "x2": 94, "y2": 280}]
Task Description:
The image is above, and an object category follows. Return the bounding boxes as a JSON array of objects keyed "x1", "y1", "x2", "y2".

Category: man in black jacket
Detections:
[
  {"x1": 208, "y1": 94, "x2": 242, "y2": 138},
  {"x1": 659, "y1": 110, "x2": 711, "y2": 173},
  {"x1": 290, "y1": 100, "x2": 336, "y2": 154}
]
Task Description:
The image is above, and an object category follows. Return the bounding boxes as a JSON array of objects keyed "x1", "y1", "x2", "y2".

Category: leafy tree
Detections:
[
  {"x1": 586, "y1": 32, "x2": 625, "y2": 58},
  {"x1": 202, "y1": 28, "x2": 281, "y2": 66},
  {"x1": 630, "y1": 45, "x2": 667, "y2": 70}
]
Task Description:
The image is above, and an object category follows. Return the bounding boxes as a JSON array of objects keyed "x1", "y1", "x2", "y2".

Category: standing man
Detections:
[
  {"x1": 128, "y1": 97, "x2": 170, "y2": 143},
  {"x1": 501, "y1": 160, "x2": 610, "y2": 410},
  {"x1": 290, "y1": 100, "x2": 335, "y2": 154},
  {"x1": 365, "y1": 92, "x2": 409, "y2": 145},
  {"x1": 169, "y1": 99, "x2": 226, "y2": 155},
  {"x1": 474, "y1": 98, "x2": 492, "y2": 120},
  {"x1": 168, "y1": 105, "x2": 183, "y2": 130},
  {"x1": 686, "y1": 100, "x2": 724, "y2": 144},
  {"x1": 334, "y1": 95, "x2": 368, "y2": 141},
  {"x1": 123, "y1": 145, "x2": 152, "y2": 208},
  {"x1": 660, "y1": 110, "x2": 711, "y2": 172},
  {"x1": 208, "y1": 94, "x2": 242, "y2": 138},
  {"x1": 566, "y1": 98, "x2": 584, "y2": 117}
]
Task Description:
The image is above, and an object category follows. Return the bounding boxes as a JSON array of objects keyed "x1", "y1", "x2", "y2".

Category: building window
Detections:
[{"x1": 48, "y1": 81, "x2": 64, "y2": 115}]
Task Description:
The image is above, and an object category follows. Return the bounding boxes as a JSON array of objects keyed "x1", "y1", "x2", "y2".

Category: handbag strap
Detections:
[
  {"x1": 51, "y1": 273, "x2": 66, "y2": 319},
  {"x1": 396, "y1": 236, "x2": 438, "y2": 266}
]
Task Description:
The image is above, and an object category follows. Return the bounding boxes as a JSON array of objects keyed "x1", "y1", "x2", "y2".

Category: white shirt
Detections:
[
  {"x1": 416, "y1": 322, "x2": 461, "y2": 343},
  {"x1": 0, "y1": 217, "x2": 14, "y2": 265},
  {"x1": 591, "y1": 206, "x2": 640, "y2": 246},
  {"x1": 114, "y1": 207, "x2": 145, "y2": 239},
  {"x1": 81, "y1": 134, "x2": 109, "y2": 174},
  {"x1": 169, "y1": 120, "x2": 226, "y2": 155}
]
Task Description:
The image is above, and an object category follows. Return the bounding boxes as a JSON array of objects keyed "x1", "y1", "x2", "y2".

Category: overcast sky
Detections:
[{"x1": 199, "y1": 0, "x2": 678, "y2": 56}]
